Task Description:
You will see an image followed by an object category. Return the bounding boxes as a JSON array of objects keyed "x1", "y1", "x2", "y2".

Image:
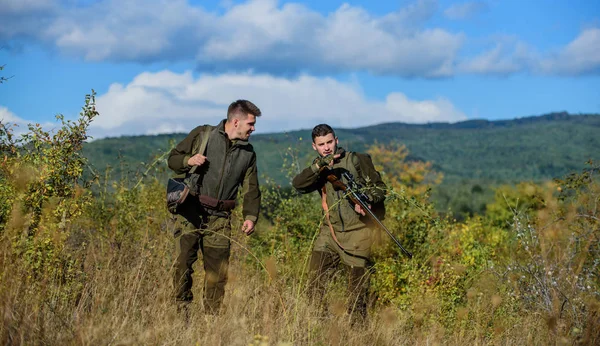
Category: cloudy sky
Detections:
[{"x1": 0, "y1": 0, "x2": 599, "y2": 138}]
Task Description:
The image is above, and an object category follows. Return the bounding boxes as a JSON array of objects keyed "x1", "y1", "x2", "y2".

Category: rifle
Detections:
[{"x1": 325, "y1": 171, "x2": 413, "y2": 259}]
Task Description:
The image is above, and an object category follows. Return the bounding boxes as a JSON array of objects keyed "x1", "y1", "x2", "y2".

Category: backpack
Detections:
[
  {"x1": 350, "y1": 152, "x2": 386, "y2": 220},
  {"x1": 166, "y1": 127, "x2": 211, "y2": 214}
]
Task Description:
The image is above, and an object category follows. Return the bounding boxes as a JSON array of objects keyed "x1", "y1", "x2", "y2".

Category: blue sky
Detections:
[{"x1": 0, "y1": 0, "x2": 599, "y2": 138}]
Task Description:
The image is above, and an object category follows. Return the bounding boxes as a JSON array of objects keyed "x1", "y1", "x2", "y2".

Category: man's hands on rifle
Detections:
[
  {"x1": 354, "y1": 203, "x2": 370, "y2": 216},
  {"x1": 355, "y1": 204, "x2": 366, "y2": 216},
  {"x1": 315, "y1": 153, "x2": 341, "y2": 170},
  {"x1": 187, "y1": 154, "x2": 207, "y2": 167}
]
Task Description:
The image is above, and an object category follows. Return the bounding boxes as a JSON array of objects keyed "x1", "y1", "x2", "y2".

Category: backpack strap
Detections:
[
  {"x1": 348, "y1": 151, "x2": 364, "y2": 182},
  {"x1": 188, "y1": 126, "x2": 211, "y2": 175},
  {"x1": 183, "y1": 126, "x2": 212, "y2": 195},
  {"x1": 350, "y1": 151, "x2": 382, "y2": 186}
]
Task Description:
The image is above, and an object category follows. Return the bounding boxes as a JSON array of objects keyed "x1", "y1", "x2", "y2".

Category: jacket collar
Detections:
[{"x1": 217, "y1": 119, "x2": 250, "y2": 146}]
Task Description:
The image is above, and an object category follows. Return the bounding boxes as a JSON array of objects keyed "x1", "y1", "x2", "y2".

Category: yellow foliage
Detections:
[{"x1": 367, "y1": 142, "x2": 443, "y2": 196}]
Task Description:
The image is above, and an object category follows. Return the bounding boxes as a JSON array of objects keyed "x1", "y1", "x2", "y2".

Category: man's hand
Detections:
[
  {"x1": 241, "y1": 220, "x2": 255, "y2": 236},
  {"x1": 354, "y1": 203, "x2": 370, "y2": 216},
  {"x1": 187, "y1": 154, "x2": 207, "y2": 167},
  {"x1": 315, "y1": 153, "x2": 341, "y2": 169}
]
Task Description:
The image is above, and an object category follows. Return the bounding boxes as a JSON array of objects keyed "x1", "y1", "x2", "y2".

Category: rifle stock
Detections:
[{"x1": 325, "y1": 172, "x2": 413, "y2": 259}]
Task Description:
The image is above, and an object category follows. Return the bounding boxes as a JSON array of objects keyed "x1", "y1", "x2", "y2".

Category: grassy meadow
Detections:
[{"x1": 1, "y1": 94, "x2": 599, "y2": 345}]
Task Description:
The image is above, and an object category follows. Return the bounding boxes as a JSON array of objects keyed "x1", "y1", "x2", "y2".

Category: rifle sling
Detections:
[{"x1": 321, "y1": 185, "x2": 346, "y2": 251}]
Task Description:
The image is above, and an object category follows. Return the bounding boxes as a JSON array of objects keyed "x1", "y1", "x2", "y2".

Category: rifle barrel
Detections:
[
  {"x1": 328, "y1": 172, "x2": 413, "y2": 259},
  {"x1": 349, "y1": 190, "x2": 413, "y2": 259}
]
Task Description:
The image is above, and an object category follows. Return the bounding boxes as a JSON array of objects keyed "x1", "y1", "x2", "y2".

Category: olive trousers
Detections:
[
  {"x1": 173, "y1": 214, "x2": 231, "y2": 314},
  {"x1": 308, "y1": 226, "x2": 374, "y2": 322}
]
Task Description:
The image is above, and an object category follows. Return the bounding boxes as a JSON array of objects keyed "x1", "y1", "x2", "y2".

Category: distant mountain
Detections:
[{"x1": 83, "y1": 111, "x2": 600, "y2": 188}]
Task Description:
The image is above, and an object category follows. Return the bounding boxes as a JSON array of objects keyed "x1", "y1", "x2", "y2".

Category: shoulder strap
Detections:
[
  {"x1": 189, "y1": 126, "x2": 211, "y2": 174},
  {"x1": 350, "y1": 151, "x2": 380, "y2": 181},
  {"x1": 348, "y1": 151, "x2": 363, "y2": 180}
]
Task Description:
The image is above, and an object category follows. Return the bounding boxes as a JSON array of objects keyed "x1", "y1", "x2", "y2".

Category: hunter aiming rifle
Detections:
[{"x1": 325, "y1": 171, "x2": 413, "y2": 259}]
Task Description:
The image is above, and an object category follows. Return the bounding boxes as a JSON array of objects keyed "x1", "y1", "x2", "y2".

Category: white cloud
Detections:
[
  {"x1": 444, "y1": 1, "x2": 488, "y2": 20},
  {"x1": 91, "y1": 70, "x2": 467, "y2": 138},
  {"x1": 45, "y1": 0, "x2": 213, "y2": 61},
  {"x1": 0, "y1": 0, "x2": 58, "y2": 38},
  {"x1": 2, "y1": 0, "x2": 597, "y2": 77},
  {"x1": 311, "y1": 5, "x2": 463, "y2": 77},
  {"x1": 459, "y1": 28, "x2": 600, "y2": 76},
  {"x1": 384, "y1": 93, "x2": 464, "y2": 123},
  {"x1": 196, "y1": 0, "x2": 461, "y2": 77},
  {"x1": 1, "y1": 0, "x2": 462, "y2": 78},
  {"x1": 458, "y1": 41, "x2": 534, "y2": 75},
  {"x1": 0, "y1": 106, "x2": 21, "y2": 124},
  {"x1": 0, "y1": 106, "x2": 56, "y2": 137},
  {"x1": 538, "y1": 28, "x2": 600, "y2": 75},
  {"x1": 0, "y1": 0, "x2": 55, "y2": 14}
]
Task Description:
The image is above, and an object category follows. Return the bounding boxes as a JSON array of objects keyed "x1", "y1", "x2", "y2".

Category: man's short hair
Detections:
[
  {"x1": 227, "y1": 100, "x2": 261, "y2": 121},
  {"x1": 312, "y1": 124, "x2": 335, "y2": 142}
]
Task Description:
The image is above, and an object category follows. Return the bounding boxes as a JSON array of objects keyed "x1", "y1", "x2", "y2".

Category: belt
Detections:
[{"x1": 198, "y1": 195, "x2": 236, "y2": 212}]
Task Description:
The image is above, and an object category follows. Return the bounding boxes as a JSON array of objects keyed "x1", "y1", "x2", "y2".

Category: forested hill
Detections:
[{"x1": 83, "y1": 112, "x2": 600, "y2": 187}]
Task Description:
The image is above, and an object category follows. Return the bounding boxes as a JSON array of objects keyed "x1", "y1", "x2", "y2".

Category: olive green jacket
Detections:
[
  {"x1": 292, "y1": 148, "x2": 386, "y2": 232},
  {"x1": 168, "y1": 120, "x2": 261, "y2": 222}
]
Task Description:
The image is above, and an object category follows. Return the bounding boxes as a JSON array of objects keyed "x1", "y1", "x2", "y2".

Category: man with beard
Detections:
[
  {"x1": 292, "y1": 124, "x2": 386, "y2": 324},
  {"x1": 168, "y1": 100, "x2": 261, "y2": 315}
]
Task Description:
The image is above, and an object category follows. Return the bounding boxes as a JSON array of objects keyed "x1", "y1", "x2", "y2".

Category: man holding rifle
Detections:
[{"x1": 292, "y1": 124, "x2": 393, "y2": 324}]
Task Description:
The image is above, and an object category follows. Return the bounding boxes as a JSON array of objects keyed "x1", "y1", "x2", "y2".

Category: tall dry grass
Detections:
[{"x1": 0, "y1": 201, "x2": 575, "y2": 345}]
